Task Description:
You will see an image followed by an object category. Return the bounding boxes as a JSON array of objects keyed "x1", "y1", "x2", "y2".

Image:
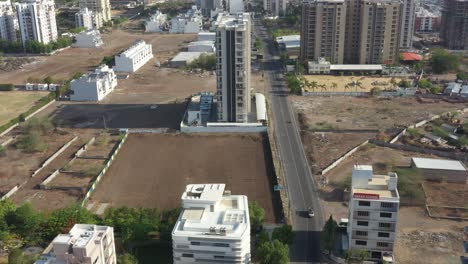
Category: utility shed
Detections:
[{"x1": 411, "y1": 157, "x2": 468, "y2": 184}]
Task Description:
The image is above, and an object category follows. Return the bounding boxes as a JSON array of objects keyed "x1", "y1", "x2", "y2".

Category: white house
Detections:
[
  {"x1": 70, "y1": 64, "x2": 117, "y2": 101},
  {"x1": 35, "y1": 224, "x2": 116, "y2": 264},
  {"x1": 73, "y1": 29, "x2": 103, "y2": 48},
  {"x1": 172, "y1": 184, "x2": 251, "y2": 263},
  {"x1": 347, "y1": 165, "x2": 399, "y2": 263},
  {"x1": 188, "y1": 40, "x2": 215, "y2": 52},
  {"x1": 308, "y1": 58, "x2": 331, "y2": 74},
  {"x1": 170, "y1": 6, "x2": 203, "y2": 34},
  {"x1": 145, "y1": 10, "x2": 167, "y2": 32},
  {"x1": 113, "y1": 40, "x2": 153, "y2": 73}
]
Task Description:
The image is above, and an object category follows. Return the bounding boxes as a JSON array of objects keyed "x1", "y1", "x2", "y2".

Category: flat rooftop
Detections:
[
  {"x1": 330, "y1": 64, "x2": 383, "y2": 71},
  {"x1": 352, "y1": 188, "x2": 398, "y2": 199},
  {"x1": 412, "y1": 157, "x2": 467, "y2": 171}
]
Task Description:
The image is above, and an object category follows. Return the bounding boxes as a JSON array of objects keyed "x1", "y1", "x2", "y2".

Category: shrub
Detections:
[
  {"x1": 430, "y1": 49, "x2": 460, "y2": 74},
  {"x1": 432, "y1": 126, "x2": 449, "y2": 139},
  {"x1": 22, "y1": 117, "x2": 54, "y2": 134},
  {"x1": 406, "y1": 128, "x2": 421, "y2": 138},
  {"x1": 187, "y1": 53, "x2": 216, "y2": 71},
  {"x1": 16, "y1": 131, "x2": 47, "y2": 153},
  {"x1": 370, "y1": 87, "x2": 381, "y2": 96},
  {"x1": 249, "y1": 201, "x2": 265, "y2": 233},
  {"x1": 0, "y1": 145, "x2": 5, "y2": 156},
  {"x1": 0, "y1": 83, "x2": 14, "y2": 91}
]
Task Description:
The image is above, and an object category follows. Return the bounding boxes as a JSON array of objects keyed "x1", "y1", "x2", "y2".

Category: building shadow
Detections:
[{"x1": 51, "y1": 102, "x2": 188, "y2": 130}]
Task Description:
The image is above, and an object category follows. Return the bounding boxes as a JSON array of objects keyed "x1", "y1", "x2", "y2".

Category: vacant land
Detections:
[
  {"x1": 89, "y1": 133, "x2": 281, "y2": 223},
  {"x1": 0, "y1": 30, "x2": 197, "y2": 84},
  {"x1": 0, "y1": 91, "x2": 48, "y2": 126},
  {"x1": 303, "y1": 75, "x2": 404, "y2": 92}
]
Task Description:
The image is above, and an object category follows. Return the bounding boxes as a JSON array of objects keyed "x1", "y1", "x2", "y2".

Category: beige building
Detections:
[
  {"x1": 80, "y1": 0, "x2": 111, "y2": 23},
  {"x1": 300, "y1": 0, "x2": 347, "y2": 64},
  {"x1": 399, "y1": 0, "x2": 415, "y2": 49},
  {"x1": 35, "y1": 224, "x2": 116, "y2": 264}
]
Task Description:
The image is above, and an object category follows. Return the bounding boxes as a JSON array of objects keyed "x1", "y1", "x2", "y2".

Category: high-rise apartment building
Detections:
[
  {"x1": 200, "y1": 0, "x2": 222, "y2": 17},
  {"x1": 264, "y1": 0, "x2": 287, "y2": 16},
  {"x1": 440, "y1": 0, "x2": 468, "y2": 50},
  {"x1": 35, "y1": 224, "x2": 116, "y2": 264},
  {"x1": 399, "y1": 0, "x2": 415, "y2": 49},
  {"x1": 215, "y1": 13, "x2": 251, "y2": 123},
  {"x1": 75, "y1": 7, "x2": 102, "y2": 30},
  {"x1": 357, "y1": 0, "x2": 402, "y2": 64},
  {"x1": 172, "y1": 184, "x2": 251, "y2": 264},
  {"x1": 0, "y1": 0, "x2": 17, "y2": 42},
  {"x1": 347, "y1": 165, "x2": 399, "y2": 263},
  {"x1": 16, "y1": 0, "x2": 58, "y2": 46},
  {"x1": 80, "y1": 0, "x2": 111, "y2": 23},
  {"x1": 300, "y1": 0, "x2": 347, "y2": 64}
]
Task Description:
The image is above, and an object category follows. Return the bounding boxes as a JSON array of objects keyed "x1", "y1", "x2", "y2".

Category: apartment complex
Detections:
[
  {"x1": 215, "y1": 12, "x2": 251, "y2": 123},
  {"x1": 300, "y1": 0, "x2": 347, "y2": 64},
  {"x1": 440, "y1": 0, "x2": 468, "y2": 50},
  {"x1": 399, "y1": 0, "x2": 415, "y2": 49},
  {"x1": 113, "y1": 40, "x2": 153, "y2": 72},
  {"x1": 15, "y1": 0, "x2": 58, "y2": 46},
  {"x1": 0, "y1": 0, "x2": 17, "y2": 42},
  {"x1": 200, "y1": 0, "x2": 222, "y2": 17},
  {"x1": 414, "y1": 7, "x2": 440, "y2": 33},
  {"x1": 170, "y1": 7, "x2": 203, "y2": 34},
  {"x1": 35, "y1": 224, "x2": 116, "y2": 264},
  {"x1": 347, "y1": 165, "x2": 399, "y2": 263},
  {"x1": 264, "y1": 0, "x2": 287, "y2": 16},
  {"x1": 70, "y1": 64, "x2": 117, "y2": 101},
  {"x1": 145, "y1": 11, "x2": 167, "y2": 32},
  {"x1": 75, "y1": 7, "x2": 102, "y2": 30},
  {"x1": 79, "y1": 0, "x2": 111, "y2": 24},
  {"x1": 172, "y1": 184, "x2": 251, "y2": 263}
]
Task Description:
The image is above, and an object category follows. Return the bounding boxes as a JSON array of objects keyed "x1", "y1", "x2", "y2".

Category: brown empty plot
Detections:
[
  {"x1": 89, "y1": 133, "x2": 281, "y2": 223},
  {"x1": 0, "y1": 91, "x2": 48, "y2": 126}
]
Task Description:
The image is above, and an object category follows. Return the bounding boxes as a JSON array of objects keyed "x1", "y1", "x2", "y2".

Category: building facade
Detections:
[
  {"x1": 228, "y1": 0, "x2": 244, "y2": 13},
  {"x1": 75, "y1": 7, "x2": 102, "y2": 30},
  {"x1": 35, "y1": 224, "x2": 116, "y2": 264},
  {"x1": 170, "y1": 7, "x2": 203, "y2": 34},
  {"x1": 113, "y1": 40, "x2": 153, "y2": 72},
  {"x1": 300, "y1": 0, "x2": 347, "y2": 64},
  {"x1": 215, "y1": 13, "x2": 251, "y2": 123},
  {"x1": 16, "y1": 0, "x2": 58, "y2": 46},
  {"x1": 0, "y1": 0, "x2": 18, "y2": 42},
  {"x1": 200, "y1": 0, "x2": 223, "y2": 17},
  {"x1": 347, "y1": 165, "x2": 399, "y2": 263},
  {"x1": 73, "y1": 29, "x2": 103, "y2": 48},
  {"x1": 70, "y1": 64, "x2": 117, "y2": 101},
  {"x1": 79, "y1": 0, "x2": 111, "y2": 23},
  {"x1": 414, "y1": 7, "x2": 440, "y2": 33},
  {"x1": 399, "y1": 0, "x2": 415, "y2": 49},
  {"x1": 145, "y1": 11, "x2": 167, "y2": 32},
  {"x1": 440, "y1": 0, "x2": 468, "y2": 50},
  {"x1": 264, "y1": 0, "x2": 287, "y2": 16},
  {"x1": 172, "y1": 184, "x2": 251, "y2": 264}
]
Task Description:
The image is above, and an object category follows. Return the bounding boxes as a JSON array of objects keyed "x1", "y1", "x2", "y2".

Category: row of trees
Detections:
[{"x1": 0, "y1": 37, "x2": 72, "y2": 54}]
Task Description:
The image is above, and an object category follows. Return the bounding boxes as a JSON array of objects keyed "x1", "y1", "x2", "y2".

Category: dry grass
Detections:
[
  {"x1": 303, "y1": 75, "x2": 403, "y2": 92},
  {"x1": 0, "y1": 91, "x2": 48, "y2": 126}
]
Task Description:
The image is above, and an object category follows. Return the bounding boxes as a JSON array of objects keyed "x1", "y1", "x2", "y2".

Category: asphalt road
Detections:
[{"x1": 253, "y1": 18, "x2": 324, "y2": 263}]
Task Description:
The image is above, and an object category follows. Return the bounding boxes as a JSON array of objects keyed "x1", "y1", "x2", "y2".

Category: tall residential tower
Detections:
[
  {"x1": 440, "y1": 0, "x2": 468, "y2": 50},
  {"x1": 79, "y1": 0, "x2": 111, "y2": 23},
  {"x1": 215, "y1": 13, "x2": 251, "y2": 123},
  {"x1": 399, "y1": 0, "x2": 415, "y2": 49},
  {"x1": 15, "y1": 0, "x2": 57, "y2": 46}
]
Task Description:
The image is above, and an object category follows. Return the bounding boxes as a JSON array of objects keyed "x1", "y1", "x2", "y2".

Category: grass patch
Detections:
[
  {"x1": 432, "y1": 126, "x2": 449, "y2": 139},
  {"x1": 310, "y1": 121, "x2": 337, "y2": 130},
  {"x1": 394, "y1": 168, "x2": 425, "y2": 205}
]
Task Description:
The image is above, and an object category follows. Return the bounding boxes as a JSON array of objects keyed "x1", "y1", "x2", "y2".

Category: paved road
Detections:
[{"x1": 253, "y1": 18, "x2": 324, "y2": 263}]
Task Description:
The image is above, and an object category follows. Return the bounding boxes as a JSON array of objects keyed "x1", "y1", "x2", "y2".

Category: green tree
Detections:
[
  {"x1": 0, "y1": 200, "x2": 16, "y2": 239},
  {"x1": 322, "y1": 215, "x2": 338, "y2": 254},
  {"x1": 6, "y1": 203, "x2": 43, "y2": 244},
  {"x1": 117, "y1": 253, "x2": 139, "y2": 264},
  {"x1": 258, "y1": 230, "x2": 270, "y2": 245},
  {"x1": 286, "y1": 73, "x2": 301, "y2": 95},
  {"x1": 430, "y1": 49, "x2": 460, "y2": 73},
  {"x1": 188, "y1": 53, "x2": 216, "y2": 71},
  {"x1": 44, "y1": 205, "x2": 97, "y2": 240},
  {"x1": 271, "y1": 225, "x2": 295, "y2": 245},
  {"x1": 344, "y1": 248, "x2": 370, "y2": 263},
  {"x1": 8, "y1": 248, "x2": 35, "y2": 264},
  {"x1": 457, "y1": 72, "x2": 468, "y2": 81},
  {"x1": 257, "y1": 240, "x2": 289, "y2": 264},
  {"x1": 249, "y1": 201, "x2": 265, "y2": 233}
]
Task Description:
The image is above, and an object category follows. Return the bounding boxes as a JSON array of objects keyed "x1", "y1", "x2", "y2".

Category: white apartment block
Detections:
[
  {"x1": 113, "y1": 40, "x2": 153, "y2": 72},
  {"x1": 145, "y1": 11, "x2": 167, "y2": 32},
  {"x1": 70, "y1": 64, "x2": 117, "y2": 101},
  {"x1": 35, "y1": 224, "x2": 116, "y2": 264},
  {"x1": 79, "y1": 0, "x2": 111, "y2": 23},
  {"x1": 73, "y1": 29, "x2": 103, "y2": 48},
  {"x1": 16, "y1": 0, "x2": 58, "y2": 46},
  {"x1": 400, "y1": 0, "x2": 416, "y2": 49},
  {"x1": 228, "y1": 0, "x2": 244, "y2": 13},
  {"x1": 75, "y1": 7, "x2": 102, "y2": 30},
  {"x1": 347, "y1": 165, "x2": 399, "y2": 263},
  {"x1": 215, "y1": 13, "x2": 251, "y2": 123},
  {"x1": 0, "y1": 0, "x2": 18, "y2": 42},
  {"x1": 264, "y1": 0, "x2": 287, "y2": 16},
  {"x1": 170, "y1": 7, "x2": 203, "y2": 34},
  {"x1": 172, "y1": 184, "x2": 251, "y2": 264}
]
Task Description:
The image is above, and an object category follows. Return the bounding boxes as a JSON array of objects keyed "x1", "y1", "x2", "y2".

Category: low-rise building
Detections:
[
  {"x1": 35, "y1": 224, "x2": 116, "y2": 264},
  {"x1": 186, "y1": 92, "x2": 213, "y2": 126},
  {"x1": 145, "y1": 11, "x2": 167, "y2": 32},
  {"x1": 169, "y1": 6, "x2": 202, "y2": 34},
  {"x1": 70, "y1": 64, "x2": 117, "y2": 101},
  {"x1": 307, "y1": 58, "x2": 331, "y2": 74},
  {"x1": 276, "y1": 35, "x2": 300, "y2": 57},
  {"x1": 411, "y1": 157, "x2": 468, "y2": 184},
  {"x1": 172, "y1": 184, "x2": 251, "y2": 263},
  {"x1": 170, "y1": 51, "x2": 207, "y2": 67},
  {"x1": 444, "y1": 82, "x2": 462, "y2": 95},
  {"x1": 73, "y1": 29, "x2": 103, "y2": 48},
  {"x1": 308, "y1": 58, "x2": 382, "y2": 75},
  {"x1": 347, "y1": 165, "x2": 399, "y2": 263},
  {"x1": 188, "y1": 40, "x2": 215, "y2": 52},
  {"x1": 113, "y1": 40, "x2": 153, "y2": 73},
  {"x1": 197, "y1": 31, "x2": 215, "y2": 42}
]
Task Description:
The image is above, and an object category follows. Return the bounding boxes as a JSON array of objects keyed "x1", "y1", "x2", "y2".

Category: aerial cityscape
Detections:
[{"x1": 0, "y1": 0, "x2": 466, "y2": 263}]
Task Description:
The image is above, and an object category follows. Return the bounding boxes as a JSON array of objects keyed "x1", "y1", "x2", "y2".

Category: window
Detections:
[
  {"x1": 377, "y1": 242, "x2": 389, "y2": 248},
  {"x1": 380, "y1": 212, "x2": 392, "y2": 218},
  {"x1": 357, "y1": 211, "x2": 369, "y2": 217},
  {"x1": 355, "y1": 240, "x2": 367, "y2": 246},
  {"x1": 379, "y1": 222, "x2": 391, "y2": 228},
  {"x1": 214, "y1": 256, "x2": 225, "y2": 259},
  {"x1": 356, "y1": 231, "x2": 368, "y2": 237},
  {"x1": 191, "y1": 241, "x2": 201, "y2": 245},
  {"x1": 357, "y1": 221, "x2": 368, "y2": 226},
  {"x1": 381, "y1": 202, "x2": 393, "y2": 208},
  {"x1": 214, "y1": 243, "x2": 229, "y2": 247},
  {"x1": 210, "y1": 205, "x2": 214, "y2": 212},
  {"x1": 358, "y1": 201, "x2": 371, "y2": 206},
  {"x1": 182, "y1": 253, "x2": 194, "y2": 258},
  {"x1": 378, "y1": 232, "x2": 390, "y2": 238}
]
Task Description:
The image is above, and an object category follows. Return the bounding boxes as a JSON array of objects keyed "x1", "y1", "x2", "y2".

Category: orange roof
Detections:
[{"x1": 401, "y1": 52, "x2": 423, "y2": 61}]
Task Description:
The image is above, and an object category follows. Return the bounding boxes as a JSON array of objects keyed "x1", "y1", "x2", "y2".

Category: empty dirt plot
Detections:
[
  {"x1": 89, "y1": 133, "x2": 281, "y2": 223},
  {"x1": 423, "y1": 182, "x2": 468, "y2": 218},
  {"x1": 303, "y1": 75, "x2": 404, "y2": 92},
  {"x1": 0, "y1": 91, "x2": 48, "y2": 126}
]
